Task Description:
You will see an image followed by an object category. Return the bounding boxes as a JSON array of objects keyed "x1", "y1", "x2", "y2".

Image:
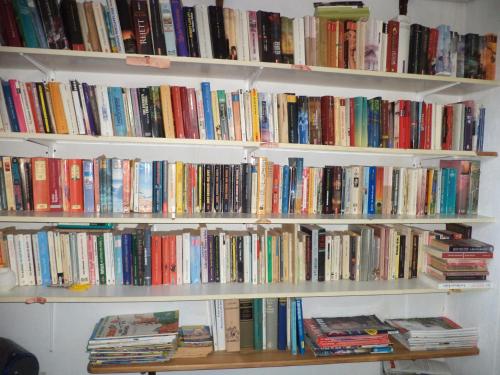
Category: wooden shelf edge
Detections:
[{"x1": 86, "y1": 340, "x2": 479, "y2": 373}]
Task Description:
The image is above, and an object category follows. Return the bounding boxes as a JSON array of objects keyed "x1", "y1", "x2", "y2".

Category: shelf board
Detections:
[
  {"x1": 1, "y1": 47, "x2": 499, "y2": 94},
  {"x1": 0, "y1": 133, "x2": 496, "y2": 158},
  {"x1": 87, "y1": 340, "x2": 479, "y2": 373},
  {"x1": 0, "y1": 212, "x2": 494, "y2": 224},
  {"x1": 0, "y1": 279, "x2": 452, "y2": 303}
]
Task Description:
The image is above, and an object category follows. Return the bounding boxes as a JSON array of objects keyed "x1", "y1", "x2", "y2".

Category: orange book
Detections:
[
  {"x1": 47, "y1": 82, "x2": 69, "y2": 134},
  {"x1": 161, "y1": 235, "x2": 170, "y2": 285},
  {"x1": 337, "y1": 21, "x2": 345, "y2": 69},
  {"x1": 67, "y1": 159, "x2": 83, "y2": 212},
  {"x1": 32, "y1": 157, "x2": 50, "y2": 211},
  {"x1": 168, "y1": 235, "x2": 177, "y2": 284},
  {"x1": 151, "y1": 234, "x2": 162, "y2": 285},
  {"x1": 375, "y1": 167, "x2": 384, "y2": 215},
  {"x1": 122, "y1": 159, "x2": 131, "y2": 213},
  {"x1": 160, "y1": 85, "x2": 176, "y2": 138},
  {"x1": 232, "y1": 93, "x2": 242, "y2": 141}
]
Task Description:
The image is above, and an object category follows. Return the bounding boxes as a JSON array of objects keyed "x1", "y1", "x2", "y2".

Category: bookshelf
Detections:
[{"x1": 0, "y1": 1, "x2": 498, "y2": 373}]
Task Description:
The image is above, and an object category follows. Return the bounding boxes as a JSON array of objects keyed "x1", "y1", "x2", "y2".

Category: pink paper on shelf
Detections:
[
  {"x1": 291, "y1": 64, "x2": 312, "y2": 71},
  {"x1": 126, "y1": 56, "x2": 171, "y2": 69}
]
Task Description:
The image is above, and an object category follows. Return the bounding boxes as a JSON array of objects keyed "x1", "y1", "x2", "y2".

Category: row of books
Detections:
[
  {"x1": 209, "y1": 298, "x2": 305, "y2": 354},
  {"x1": 2, "y1": 223, "x2": 492, "y2": 287},
  {"x1": 88, "y1": 310, "x2": 179, "y2": 365},
  {"x1": 0, "y1": 79, "x2": 487, "y2": 152},
  {"x1": 0, "y1": 156, "x2": 482, "y2": 217},
  {"x1": 1, "y1": 1, "x2": 496, "y2": 80}
]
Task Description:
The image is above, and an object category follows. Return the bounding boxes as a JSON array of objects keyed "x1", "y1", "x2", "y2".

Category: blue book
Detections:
[
  {"x1": 477, "y1": 107, "x2": 485, "y2": 151},
  {"x1": 368, "y1": 166, "x2": 376, "y2": 214},
  {"x1": 258, "y1": 93, "x2": 270, "y2": 142},
  {"x1": 281, "y1": 166, "x2": 290, "y2": 214},
  {"x1": 82, "y1": 83, "x2": 97, "y2": 135},
  {"x1": 138, "y1": 162, "x2": 153, "y2": 213},
  {"x1": 363, "y1": 166, "x2": 370, "y2": 215},
  {"x1": 372, "y1": 98, "x2": 381, "y2": 147},
  {"x1": 290, "y1": 298, "x2": 297, "y2": 355},
  {"x1": 171, "y1": 0, "x2": 189, "y2": 56},
  {"x1": 152, "y1": 161, "x2": 163, "y2": 213},
  {"x1": 162, "y1": 161, "x2": 168, "y2": 213},
  {"x1": 277, "y1": 299, "x2": 287, "y2": 350},
  {"x1": 2, "y1": 81, "x2": 19, "y2": 132},
  {"x1": 190, "y1": 235, "x2": 201, "y2": 284},
  {"x1": 83, "y1": 160, "x2": 95, "y2": 213},
  {"x1": 436, "y1": 25, "x2": 451, "y2": 75},
  {"x1": 11, "y1": 157, "x2": 22, "y2": 210},
  {"x1": 99, "y1": 158, "x2": 113, "y2": 213},
  {"x1": 107, "y1": 87, "x2": 127, "y2": 136},
  {"x1": 111, "y1": 158, "x2": 123, "y2": 213},
  {"x1": 113, "y1": 234, "x2": 123, "y2": 285},
  {"x1": 447, "y1": 168, "x2": 457, "y2": 215},
  {"x1": 143, "y1": 228, "x2": 152, "y2": 286},
  {"x1": 440, "y1": 168, "x2": 449, "y2": 214},
  {"x1": 28, "y1": 0, "x2": 48, "y2": 48},
  {"x1": 159, "y1": 0, "x2": 177, "y2": 55},
  {"x1": 295, "y1": 298, "x2": 305, "y2": 355},
  {"x1": 121, "y1": 233, "x2": 132, "y2": 285},
  {"x1": 201, "y1": 82, "x2": 214, "y2": 140},
  {"x1": 37, "y1": 231, "x2": 51, "y2": 286},
  {"x1": 102, "y1": 6, "x2": 118, "y2": 53},
  {"x1": 13, "y1": 0, "x2": 40, "y2": 48},
  {"x1": 297, "y1": 96, "x2": 309, "y2": 144}
]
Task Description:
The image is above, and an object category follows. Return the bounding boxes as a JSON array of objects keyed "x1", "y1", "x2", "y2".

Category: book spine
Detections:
[
  {"x1": 171, "y1": 0, "x2": 188, "y2": 56},
  {"x1": 131, "y1": 0, "x2": 153, "y2": 54}
]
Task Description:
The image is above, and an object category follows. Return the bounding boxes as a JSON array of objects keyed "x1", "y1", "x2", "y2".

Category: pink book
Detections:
[
  {"x1": 122, "y1": 159, "x2": 131, "y2": 213},
  {"x1": 87, "y1": 235, "x2": 96, "y2": 284},
  {"x1": 9, "y1": 80, "x2": 28, "y2": 132},
  {"x1": 187, "y1": 88, "x2": 200, "y2": 139},
  {"x1": 248, "y1": 11, "x2": 259, "y2": 61}
]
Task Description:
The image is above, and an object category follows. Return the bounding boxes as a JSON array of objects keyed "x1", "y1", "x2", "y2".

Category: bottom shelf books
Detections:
[{"x1": 382, "y1": 359, "x2": 452, "y2": 375}]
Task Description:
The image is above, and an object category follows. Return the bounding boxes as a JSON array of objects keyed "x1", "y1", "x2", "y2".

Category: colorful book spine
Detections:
[{"x1": 171, "y1": 0, "x2": 188, "y2": 56}]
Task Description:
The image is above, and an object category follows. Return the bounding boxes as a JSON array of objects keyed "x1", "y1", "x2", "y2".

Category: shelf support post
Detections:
[
  {"x1": 246, "y1": 67, "x2": 264, "y2": 90},
  {"x1": 19, "y1": 53, "x2": 55, "y2": 81},
  {"x1": 417, "y1": 82, "x2": 460, "y2": 100}
]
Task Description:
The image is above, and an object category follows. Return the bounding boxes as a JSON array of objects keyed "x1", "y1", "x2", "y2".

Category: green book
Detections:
[
  {"x1": 97, "y1": 234, "x2": 106, "y2": 285},
  {"x1": 253, "y1": 298, "x2": 263, "y2": 350},
  {"x1": 267, "y1": 235, "x2": 273, "y2": 283},
  {"x1": 216, "y1": 90, "x2": 229, "y2": 140}
]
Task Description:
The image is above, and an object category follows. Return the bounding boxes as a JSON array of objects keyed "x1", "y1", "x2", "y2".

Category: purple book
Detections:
[{"x1": 171, "y1": 0, "x2": 188, "y2": 56}]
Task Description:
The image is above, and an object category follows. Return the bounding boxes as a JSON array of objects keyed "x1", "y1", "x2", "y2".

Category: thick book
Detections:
[
  {"x1": 430, "y1": 238, "x2": 493, "y2": 253},
  {"x1": 35, "y1": 0, "x2": 69, "y2": 49},
  {"x1": 131, "y1": 0, "x2": 153, "y2": 54},
  {"x1": 60, "y1": 0, "x2": 84, "y2": 51},
  {"x1": 171, "y1": 0, "x2": 188, "y2": 56},
  {"x1": 208, "y1": 6, "x2": 228, "y2": 59}
]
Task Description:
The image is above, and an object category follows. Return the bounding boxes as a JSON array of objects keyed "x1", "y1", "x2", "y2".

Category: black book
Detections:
[
  {"x1": 88, "y1": 85, "x2": 101, "y2": 135},
  {"x1": 408, "y1": 24, "x2": 422, "y2": 74},
  {"x1": 148, "y1": 86, "x2": 164, "y2": 138},
  {"x1": 59, "y1": 0, "x2": 84, "y2": 50},
  {"x1": 232, "y1": 164, "x2": 241, "y2": 213},
  {"x1": 419, "y1": 26, "x2": 429, "y2": 75},
  {"x1": 183, "y1": 6, "x2": 200, "y2": 57},
  {"x1": 237, "y1": 236, "x2": 244, "y2": 282},
  {"x1": 287, "y1": 96, "x2": 298, "y2": 143},
  {"x1": 197, "y1": 164, "x2": 204, "y2": 212},
  {"x1": 269, "y1": 12, "x2": 282, "y2": 63},
  {"x1": 241, "y1": 163, "x2": 252, "y2": 214},
  {"x1": 204, "y1": 164, "x2": 214, "y2": 213},
  {"x1": 214, "y1": 233, "x2": 221, "y2": 282},
  {"x1": 116, "y1": 0, "x2": 137, "y2": 53},
  {"x1": 445, "y1": 223, "x2": 472, "y2": 239},
  {"x1": 208, "y1": 6, "x2": 228, "y2": 59},
  {"x1": 131, "y1": 0, "x2": 153, "y2": 55},
  {"x1": 213, "y1": 164, "x2": 221, "y2": 212},
  {"x1": 137, "y1": 87, "x2": 152, "y2": 137},
  {"x1": 464, "y1": 33, "x2": 480, "y2": 78},
  {"x1": 322, "y1": 166, "x2": 334, "y2": 214},
  {"x1": 35, "y1": 0, "x2": 69, "y2": 49},
  {"x1": 207, "y1": 234, "x2": 214, "y2": 282},
  {"x1": 411, "y1": 234, "x2": 419, "y2": 278},
  {"x1": 398, "y1": 234, "x2": 406, "y2": 279},
  {"x1": 136, "y1": 228, "x2": 145, "y2": 285},
  {"x1": 150, "y1": 0, "x2": 166, "y2": 55},
  {"x1": 318, "y1": 231, "x2": 326, "y2": 282},
  {"x1": 222, "y1": 164, "x2": 230, "y2": 212},
  {"x1": 35, "y1": 82, "x2": 54, "y2": 134},
  {"x1": 257, "y1": 11, "x2": 273, "y2": 62},
  {"x1": 463, "y1": 104, "x2": 473, "y2": 151}
]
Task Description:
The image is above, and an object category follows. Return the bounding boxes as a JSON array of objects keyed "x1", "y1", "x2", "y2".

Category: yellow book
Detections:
[
  {"x1": 160, "y1": 85, "x2": 176, "y2": 138},
  {"x1": 47, "y1": 82, "x2": 69, "y2": 134},
  {"x1": 308, "y1": 167, "x2": 315, "y2": 215},
  {"x1": 250, "y1": 89, "x2": 260, "y2": 141},
  {"x1": 256, "y1": 157, "x2": 267, "y2": 215},
  {"x1": 211, "y1": 91, "x2": 221, "y2": 140},
  {"x1": 176, "y1": 161, "x2": 184, "y2": 214}
]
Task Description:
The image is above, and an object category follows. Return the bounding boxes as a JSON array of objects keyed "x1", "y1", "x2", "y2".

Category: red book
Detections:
[
  {"x1": 168, "y1": 235, "x2": 177, "y2": 284},
  {"x1": 180, "y1": 86, "x2": 191, "y2": 138},
  {"x1": 67, "y1": 159, "x2": 83, "y2": 212},
  {"x1": 349, "y1": 97, "x2": 355, "y2": 146},
  {"x1": 386, "y1": 20, "x2": 399, "y2": 73},
  {"x1": 48, "y1": 158, "x2": 62, "y2": 211},
  {"x1": 320, "y1": 96, "x2": 334, "y2": 145},
  {"x1": 337, "y1": 21, "x2": 345, "y2": 69},
  {"x1": 25, "y1": 83, "x2": 44, "y2": 133},
  {"x1": 161, "y1": 235, "x2": 170, "y2": 284},
  {"x1": 151, "y1": 234, "x2": 162, "y2": 285},
  {"x1": 186, "y1": 88, "x2": 200, "y2": 139},
  {"x1": 32, "y1": 157, "x2": 50, "y2": 212},
  {"x1": 271, "y1": 164, "x2": 280, "y2": 213},
  {"x1": 442, "y1": 105, "x2": 453, "y2": 150},
  {"x1": 427, "y1": 28, "x2": 438, "y2": 75},
  {"x1": 170, "y1": 86, "x2": 185, "y2": 138},
  {"x1": 375, "y1": 167, "x2": 384, "y2": 214},
  {"x1": 0, "y1": 0, "x2": 22, "y2": 46},
  {"x1": 9, "y1": 80, "x2": 27, "y2": 132}
]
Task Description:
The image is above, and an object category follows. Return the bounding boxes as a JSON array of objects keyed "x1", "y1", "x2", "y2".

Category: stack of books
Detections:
[
  {"x1": 420, "y1": 223, "x2": 494, "y2": 289},
  {"x1": 173, "y1": 325, "x2": 213, "y2": 358},
  {"x1": 385, "y1": 316, "x2": 478, "y2": 351},
  {"x1": 87, "y1": 310, "x2": 179, "y2": 365},
  {"x1": 304, "y1": 315, "x2": 396, "y2": 356}
]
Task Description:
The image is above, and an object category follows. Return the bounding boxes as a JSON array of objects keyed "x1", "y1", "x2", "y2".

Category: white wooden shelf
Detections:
[
  {"x1": 0, "y1": 212, "x2": 494, "y2": 224},
  {"x1": 1, "y1": 47, "x2": 499, "y2": 95},
  {"x1": 0, "y1": 133, "x2": 496, "y2": 158},
  {"x1": 0, "y1": 279, "x2": 453, "y2": 303}
]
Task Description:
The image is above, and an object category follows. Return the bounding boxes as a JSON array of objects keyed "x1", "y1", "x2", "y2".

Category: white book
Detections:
[
  {"x1": 77, "y1": 2, "x2": 92, "y2": 51},
  {"x1": 60, "y1": 83, "x2": 79, "y2": 135},
  {"x1": 293, "y1": 18, "x2": 300, "y2": 65},
  {"x1": 298, "y1": 17, "x2": 306, "y2": 65},
  {"x1": 240, "y1": 10, "x2": 250, "y2": 61},
  {"x1": 452, "y1": 103, "x2": 464, "y2": 151},
  {"x1": 350, "y1": 166, "x2": 362, "y2": 215},
  {"x1": 31, "y1": 234, "x2": 42, "y2": 286},
  {"x1": 200, "y1": 226, "x2": 208, "y2": 283},
  {"x1": 238, "y1": 89, "x2": 247, "y2": 142},
  {"x1": 219, "y1": 232, "x2": 227, "y2": 284},
  {"x1": 406, "y1": 169, "x2": 418, "y2": 216},
  {"x1": 419, "y1": 272, "x2": 493, "y2": 290},
  {"x1": 96, "y1": 85, "x2": 113, "y2": 136},
  {"x1": 61, "y1": 234, "x2": 72, "y2": 285},
  {"x1": 194, "y1": 5, "x2": 207, "y2": 58},
  {"x1": 54, "y1": 232, "x2": 64, "y2": 284},
  {"x1": 247, "y1": 11, "x2": 259, "y2": 61},
  {"x1": 209, "y1": 301, "x2": 219, "y2": 350},
  {"x1": 14, "y1": 234, "x2": 27, "y2": 286},
  {"x1": 380, "y1": 23, "x2": 388, "y2": 72},
  {"x1": 70, "y1": 81, "x2": 87, "y2": 135},
  {"x1": 195, "y1": 90, "x2": 206, "y2": 140},
  {"x1": 19, "y1": 83, "x2": 36, "y2": 133},
  {"x1": 6, "y1": 235, "x2": 18, "y2": 285},
  {"x1": 182, "y1": 232, "x2": 191, "y2": 284},
  {"x1": 202, "y1": 5, "x2": 213, "y2": 59},
  {"x1": 93, "y1": 235, "x2": 100, "y2": 285},
  {"x1": 235, "y1": 9, "x2": 244, "y2": 62},
  {"x1": 77, "y1": 232, "x2": 90, "y2": 284},
  {"x1": 226, "y1": 92, "x2": 235, "y2": 141},
  {"x1": 251, "y1": 232, "x2": 258, "y2": 284},
  {"x1": 332, "y1": 234, "x2": 341, "y2": 280},
  {"x1": 215, "y1": 299, "x2": 226, "y2": 351},
  {"x1": 24, "y1": 234, "x2": 36, "y2": 285},
  {"x1": 341, "y1": 232, "x2": 350, "y2": 280},
  {"x1": 396, "y1": 15, "x2": 410, "y2": 73},
  {"x1": 104, "y1": 232, "x2": 115, "y2": 285},
  {"x1": 243, "y1": 234, "x2": 251, "y2": 283},
  {"x1": 93, "y1": 3, "x2": 111, "y2": 53},
  {"x1": 272, "y1": 93, "x2": 279, "y2": 143},
  {"x1": 297, "y1": 235, "x2": 305, "y2": 281},
  {"x1": 356, "y1": 19, "x2": 366, "y2": 70},
  {"x1": 106, "y1": 0, "x2": 125, "y2": 53},
  {"x1": 435, "y1": 169, "x2": 442, "y2": 214},
  {"x1": 388, "y1": 228, "x2": 396, "y2": 280},
  {"x1": 244, "y1": 91, "x2": 253, "y2": 141},
  {"x1": 176, "y1": 234, "x2": 183, "y2": 284}
]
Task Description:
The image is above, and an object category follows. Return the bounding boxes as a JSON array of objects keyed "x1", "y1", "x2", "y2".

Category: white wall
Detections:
[{"x1": 0, "y1": 1, "x2": 498, "y2": 374}]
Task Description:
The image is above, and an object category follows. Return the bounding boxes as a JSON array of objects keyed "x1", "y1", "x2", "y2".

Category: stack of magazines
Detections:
[
  {"x1": 173, "y1": 325, "x2": 213, "y2": 358},
  {"x1": 385, "y1": 317, "x2": 478, "y2": 351},
  {"x1": 304, "y1": 315, "x2": 397, "y2": 356},
  {"x1": 87, "y1": 311, "x2": 179, "y2": 365}
]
